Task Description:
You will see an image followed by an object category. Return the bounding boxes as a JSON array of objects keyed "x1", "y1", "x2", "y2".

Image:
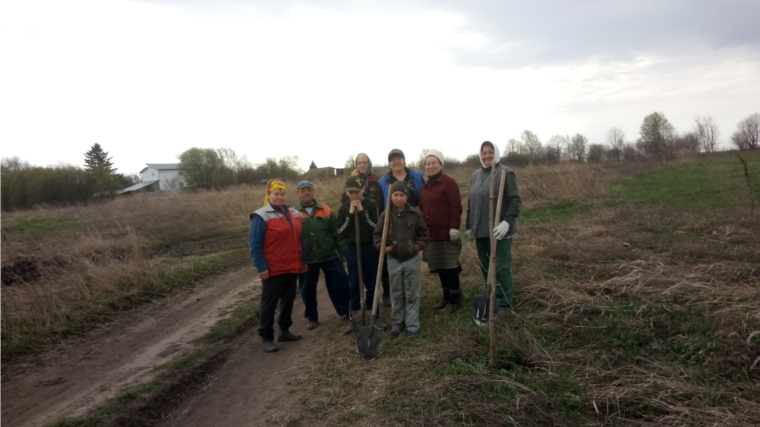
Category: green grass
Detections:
[
  {"x1": 198, "y1": 301, "x2": 260, "y2": 342},
  {"x1": 3, "y1": 216, "x2": 82, "y2": 234},
  {"x1": 520, "y1": 200, "x2": 594, "y2": 223},
  {"x1": 610, "y1": 152, "x2": 760, "y2": 211}
]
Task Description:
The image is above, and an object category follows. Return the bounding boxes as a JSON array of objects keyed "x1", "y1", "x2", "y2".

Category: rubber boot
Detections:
[
  {"x1": 440, "y1": 289, "x2": 461, "y2": 313},
  {"x1": 263, "y1": 340, "x2": 279, "y2": 353},
  {"x1": 432, "y1": 287, "x2": 450, "y2": 310},
  {"x1": 278, "y1": 330, "x2": 302, "y2": 342}
]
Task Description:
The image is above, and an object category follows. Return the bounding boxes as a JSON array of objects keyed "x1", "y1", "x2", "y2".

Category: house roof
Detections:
[
  {"x1": 117, "y1": 180, "x2": 159, "y2": 194},
  {"x1": 140, "y1": 163, "x2": 181, "y2": 173}
]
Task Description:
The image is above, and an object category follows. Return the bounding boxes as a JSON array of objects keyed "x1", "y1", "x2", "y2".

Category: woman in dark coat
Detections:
[{"x1": 419, "y1": 150, "x2": 463, "y2": 312}]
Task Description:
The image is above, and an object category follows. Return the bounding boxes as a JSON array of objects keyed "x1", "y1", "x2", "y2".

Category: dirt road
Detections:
[{"x1": 2, "y1": 267, "x2": 262, "y2": 427}]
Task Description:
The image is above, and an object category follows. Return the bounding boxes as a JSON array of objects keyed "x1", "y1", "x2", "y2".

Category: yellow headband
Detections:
[{"x1": 264, "y1": 179, "x2": 287, "y2": 206}]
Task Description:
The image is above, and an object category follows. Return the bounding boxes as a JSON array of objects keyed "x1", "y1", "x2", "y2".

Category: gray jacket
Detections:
[{"x1": 466, "y1": 163, "x2": 522, "y2": 239}]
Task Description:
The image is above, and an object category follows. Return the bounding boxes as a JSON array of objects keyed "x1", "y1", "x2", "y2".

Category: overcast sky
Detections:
[{"x1": 1, "y1": 0, "x2": 758, "y2": 175}]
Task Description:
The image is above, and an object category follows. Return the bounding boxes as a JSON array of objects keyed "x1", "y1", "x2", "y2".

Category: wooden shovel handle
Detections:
[
  {"x1": 370, "y1": 191, "x2": 393, "y2": 320},
  {"x1": 489, "y1": 170, "x2": 508, "y2": 364}
]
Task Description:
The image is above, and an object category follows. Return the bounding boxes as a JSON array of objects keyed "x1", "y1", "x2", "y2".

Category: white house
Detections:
[{"x1": 118, "y1": 163, "x2": 187, "y2": 194}]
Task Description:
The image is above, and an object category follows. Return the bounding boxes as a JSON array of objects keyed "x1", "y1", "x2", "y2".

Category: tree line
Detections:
[
  {"x1": 1, "y1": 144, "x2": 138, "y2": 211},
  {"x1": 3, "y1": 111, "x2": 756, "y2": 210},
  {"x1": 499, "y1": 111, "x2": 758, "y2": 167}
]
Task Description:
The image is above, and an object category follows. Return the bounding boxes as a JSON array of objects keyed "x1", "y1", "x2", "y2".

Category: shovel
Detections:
[
  {"x1": 350, "y1": 210, "x2": 368, "y2": 332},
  {"x1": 473, "y1": 169, "x2": 507, "y2": 326},
  {"x1": 354, "y1": 191, "x2": 392, "y2": 361}
]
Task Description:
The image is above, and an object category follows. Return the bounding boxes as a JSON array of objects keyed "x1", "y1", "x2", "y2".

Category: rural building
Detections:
[
  {"x1": 118, "y1": 163, "x2": 187, "y2": 194},
  {"x1": 303, "y1": 166, "x2": 343, "y2": 179}
]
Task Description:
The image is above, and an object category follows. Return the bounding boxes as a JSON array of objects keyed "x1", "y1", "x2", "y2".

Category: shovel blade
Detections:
[
  {"x1": 472, "y1": 292, "x2": 505, "y2": 326},
  {"x1": 350, "y1": 310, "x2": 366, "y2": 331},
  {"x1": 355, "y1": 324, "x2": 383, "y2": 361}
]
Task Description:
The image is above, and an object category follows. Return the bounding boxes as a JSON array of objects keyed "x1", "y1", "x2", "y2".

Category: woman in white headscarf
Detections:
[{"x1": 465, "y1": 141, "x2": 522, "y2": 309}]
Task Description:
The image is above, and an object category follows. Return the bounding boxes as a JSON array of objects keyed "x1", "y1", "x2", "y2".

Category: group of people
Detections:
[{"x1": 248, "y1": 143, "x2": 522, "y2": 353}]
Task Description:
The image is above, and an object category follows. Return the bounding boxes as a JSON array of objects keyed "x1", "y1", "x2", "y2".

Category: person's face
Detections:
[
  {"x1": 269, "y1": 189, "x2": 286, "y2": 207},
  {"x1": 480, "y1": 146, "x2": 495, "y2": 167},
  {"x1": 347, "y1": 189, "x2": 364, "y2": 202},
  {"x1": 389, "y1": 155, "x2": 405, "y2": 173},
  {"x1": 425, "y1": 156, "x2": 443, "y2": 176},
  {"x1": 356, "y1": 155, "x2": 369, "y2": 174},
  {"x1": 297, "y1": 186, "x2": 314, "y2": 205},
  {"x1": 391, "y1": 191, "x2": 408, "y2": 208}
]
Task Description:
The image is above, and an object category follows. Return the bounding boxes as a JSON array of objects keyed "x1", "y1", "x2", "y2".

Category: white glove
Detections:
[
  {"x1": 493, "y1": 221, "x2": 510, "y2": 240},
  {"x1": 464, "y1": 229, "x2": 474, "y2": 240},
  {"x1": 449, "y1": 228, "x2": 460, "y2": 243}
]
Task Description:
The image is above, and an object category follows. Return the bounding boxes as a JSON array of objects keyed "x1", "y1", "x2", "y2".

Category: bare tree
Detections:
[
  {"x1": 505, "y1": 138, "x2": 521, "y2": 155},
  {"x1": 694, "y1": 116, "x2": 720, "y2": 153},
  {"x1": 587, "y1": 144, "x2": 605, "y2": 163},
  {"x1": 568, "y1": 133, "x2": 588, "y2": 162},
  {"x1": 731, "y1": 112, "x2": 760, "y2": 150},
  {"x1": 605, "y1": 127, "x2": 626, "y2": 161},
  {"x1": 163, "y1": 176, "x2": 179, "y2": 190},
  {"x1": 673, "y1": 132, "x2": 701, "y2": 154},
  {"x1": 520, "y1": 130, "x2": 543, "y2": 163},
  {"x1": 546, "y1": 135, "x2": 567, "y2": 160}
]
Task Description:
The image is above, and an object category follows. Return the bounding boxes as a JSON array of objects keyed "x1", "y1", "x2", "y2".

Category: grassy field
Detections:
[
  {"x1": 1, "y1": 160, "x2": 630, "y2": 362},
  {"x1": 266, "y1": 152, "x2": 760, "y2": 426}
]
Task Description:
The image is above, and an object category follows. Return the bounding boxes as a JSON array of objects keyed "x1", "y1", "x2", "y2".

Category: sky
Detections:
[{"x1": 1, "y1": 0, "x2": 759, "y2": 176}]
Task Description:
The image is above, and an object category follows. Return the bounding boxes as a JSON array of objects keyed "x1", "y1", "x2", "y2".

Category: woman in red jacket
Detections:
[{"x1": 419, "y1": 150, "x2": 463, "y2": 312}]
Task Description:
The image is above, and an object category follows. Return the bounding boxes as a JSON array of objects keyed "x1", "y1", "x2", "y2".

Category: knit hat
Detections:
[
  {"x1": 390, "y1": 180, "x2": 409, "y2": 197},
  {"x1": 344, "y1": 176, "x2": 364, "y2": 192},
  {"x1": 296, "y1": 180, "x2": 313, "y2": 190},
  {"x1": 264, "y1": 178, "x2": 286, "y2": 206},
  {"x1": 388, "y1": 148, "x2": 405, "y2": 162},
  {"x1": 425, "y1": 149, "x2": 444, "y2": 167}
]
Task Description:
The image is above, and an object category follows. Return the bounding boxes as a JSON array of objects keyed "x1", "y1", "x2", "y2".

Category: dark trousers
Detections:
[
  {"x1": 297, "y1": 258, "x2": 350, "y2": 322},
  {"x1": 437, "y1": 266, "x2": 462, "y2": 304},
  {"x1": 345, "y1": 243, "x2": 380, "y2": 315},
  {"x1": 258, "y1": 273, "x2": 297, "y2": 341}
]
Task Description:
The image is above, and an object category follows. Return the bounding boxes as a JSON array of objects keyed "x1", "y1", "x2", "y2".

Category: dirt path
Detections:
[
  {"x1": 158, "y1": 278, "x2": 349, "y2": 427},
  {"x1": 1, "y1": 267, "x2": 260, "y2": 427}
]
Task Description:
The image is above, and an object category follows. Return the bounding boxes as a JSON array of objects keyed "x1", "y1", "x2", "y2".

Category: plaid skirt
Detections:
[{"x1": 422, "y1": 240, "x2": 462, "y2": 271}]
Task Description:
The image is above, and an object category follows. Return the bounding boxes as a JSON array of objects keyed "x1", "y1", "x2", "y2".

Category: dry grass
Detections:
[{"x1": 263, "y1": 154, "x2": 760, "y2": 426}]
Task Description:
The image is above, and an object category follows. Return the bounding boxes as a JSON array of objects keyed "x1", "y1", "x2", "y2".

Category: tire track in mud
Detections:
[{"x1": 1, "y1": 267, "x2": 260, "y2": 427}]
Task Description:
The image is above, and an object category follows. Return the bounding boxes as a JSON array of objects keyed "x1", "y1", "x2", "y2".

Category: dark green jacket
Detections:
[
  {"x1": 374, "y1": 205, "x2": 429, "y2": 262},
  {"x1": 296, "y1": 200, "x2": 345, "y2": 264}
]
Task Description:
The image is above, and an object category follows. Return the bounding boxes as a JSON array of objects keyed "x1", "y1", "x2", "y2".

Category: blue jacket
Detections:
[{"x1": 377, "y1": 169, "x2": 424, "y2": 211}]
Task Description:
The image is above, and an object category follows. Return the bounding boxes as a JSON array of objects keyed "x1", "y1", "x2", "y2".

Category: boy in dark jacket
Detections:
[
  {"x1": 373, "y1": 181, "x2": 429, "y2": 338},
  {"x1": 337, "y1": 176, "x2": 381, "y2": 335}
]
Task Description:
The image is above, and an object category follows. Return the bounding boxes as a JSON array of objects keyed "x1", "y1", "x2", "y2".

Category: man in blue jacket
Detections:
[{"x1": 377, "y1": 149, "x2": 424, "y2": 306}]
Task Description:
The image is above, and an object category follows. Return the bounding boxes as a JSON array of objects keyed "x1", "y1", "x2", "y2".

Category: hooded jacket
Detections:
[{"x1": 465, "y1": 144, "x2": 522, "y2": 239}]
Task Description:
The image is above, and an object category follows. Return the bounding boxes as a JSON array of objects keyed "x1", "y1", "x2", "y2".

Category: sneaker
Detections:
[
  {"x1": 339, "y1": 314, "x2": 349, "y2": 320},
  {"x1": 388, "y1": 330, "x2": 401, "y2": 338},
  {"x1": 278, "y1": 330, "x2": 302, "y2": 342},
  {"x1": 406, "y1": 330, "x2": 419, "y2": 337},
  {"x1": 440, "y1": 303, "x2": 460, "y2": 314},
  {"x1": 263, "y1": 340, "x2": 279, "y2": 353},
  {"x1": 307, "y1": 321, "x2": 318, "y2": 330},
  {"x1": 342, "y1": 324, "x2": 354, "y2": 336},
  {"x1": 432, "y1": 299, "x2": 448, "y2": 310},
  {"x1": 382, "y1": 295, "x2": 391, "y2": 307}
]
